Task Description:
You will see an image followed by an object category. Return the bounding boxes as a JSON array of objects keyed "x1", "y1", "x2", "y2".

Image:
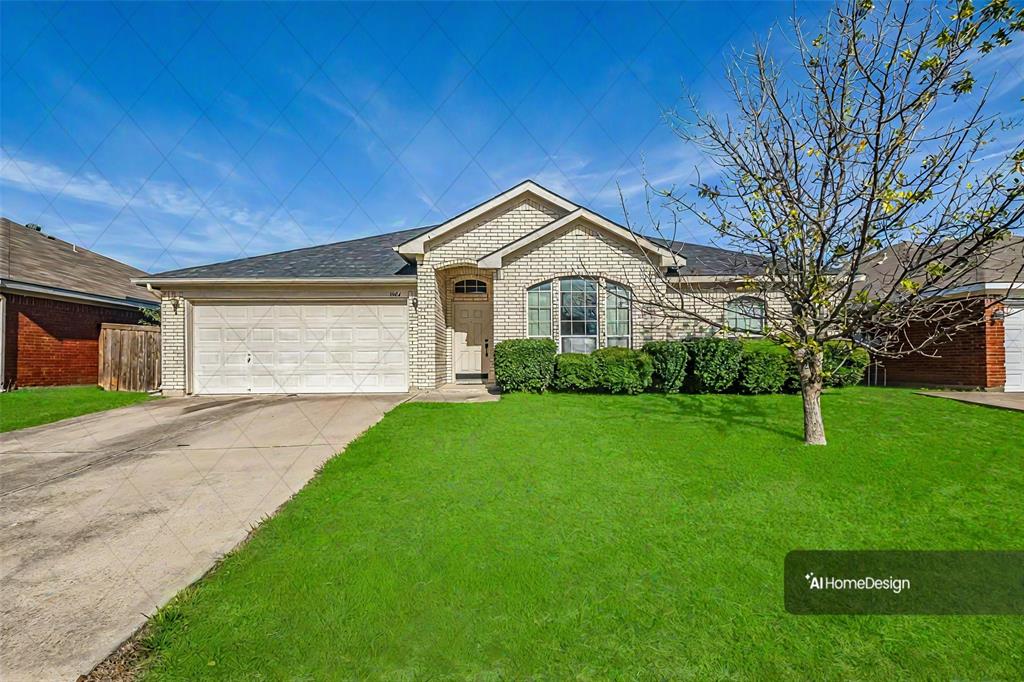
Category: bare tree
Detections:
[{"x1": 626, "y1": 0, "x2": 1024, "y2": 445}]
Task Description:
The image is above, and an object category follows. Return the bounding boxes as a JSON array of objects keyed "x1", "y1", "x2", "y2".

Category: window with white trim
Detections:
[
  {"x1": 527, "y1": 282, "x2": 551, "y2": 337},
  {"x1": 726, "y1": 296, "x2": 766, "y2": 334},
  {"x1": 559, "y1": 278, "x2": 597, "y2": 353},
  {"x1": 606, "y1": 283, "x2": 630, "y2": 347}
]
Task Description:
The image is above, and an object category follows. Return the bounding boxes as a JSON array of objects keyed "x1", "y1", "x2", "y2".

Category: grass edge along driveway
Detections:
[
  {"x1": 133, "y1": 388, "x2": 1023, "y2": 679},
  {"x1": 0, "y1": 385, "x2": 153, "y2": 432}
]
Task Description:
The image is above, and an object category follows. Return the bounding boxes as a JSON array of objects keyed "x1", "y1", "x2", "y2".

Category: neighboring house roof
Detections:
[
  {"x1": 0, "y1": 218, "x2": 159, "y2": 308},
  {"x1": 144, "y1": 225, "x2": 433, "y2": 282},
  {"x1": 857, "y1": 237, "x2": 1024, "y2": 295}
]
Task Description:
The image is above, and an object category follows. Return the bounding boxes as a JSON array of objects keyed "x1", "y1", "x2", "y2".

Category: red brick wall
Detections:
[
  {"x1": 881, "y1": 299, "x2": 1005, "y2": 389},
  {"x1": 3, "y1": 294, "x2": 142, "y2": 388}
]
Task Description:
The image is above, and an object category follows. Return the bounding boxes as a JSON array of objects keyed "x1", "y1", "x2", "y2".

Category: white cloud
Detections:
[{"x1": 0, "y1": 151, "x2": 324, "y2": 270}]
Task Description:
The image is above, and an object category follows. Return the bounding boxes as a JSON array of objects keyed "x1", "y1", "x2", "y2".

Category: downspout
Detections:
[{"x1": 0, "y1": 294, "x2": 6, "y2": 392}]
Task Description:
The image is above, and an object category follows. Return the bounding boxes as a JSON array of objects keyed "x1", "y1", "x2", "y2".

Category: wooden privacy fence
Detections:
[{"x1": 99, "y1": 323, "x2": 161, "y2": 392}]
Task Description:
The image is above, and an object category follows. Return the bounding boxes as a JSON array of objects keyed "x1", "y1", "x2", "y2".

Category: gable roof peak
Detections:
[{"x1": 396, "y1": 180, "x2": 580, "y2": 257}]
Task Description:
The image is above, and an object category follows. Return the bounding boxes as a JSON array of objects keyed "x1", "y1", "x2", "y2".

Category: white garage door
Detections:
[
  {"x1": 1005, "y1": 304, "x2": 1024, "y2": 392},
  {"x1": 191, "y1": 303, "x2": 408, "y2": 394}
]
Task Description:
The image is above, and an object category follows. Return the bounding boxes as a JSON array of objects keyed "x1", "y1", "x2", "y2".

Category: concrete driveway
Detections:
[{"x1": 0, "y1": 393, "x2": 406, "y2": 681}]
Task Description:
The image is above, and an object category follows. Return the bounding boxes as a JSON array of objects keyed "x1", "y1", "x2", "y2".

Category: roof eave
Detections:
[
  {"x1": 134, "y1": 276, "x2": 418, "y2": 288},
  {"x1": 1, "y1": 278, "x2": 159, "y2": 309}
]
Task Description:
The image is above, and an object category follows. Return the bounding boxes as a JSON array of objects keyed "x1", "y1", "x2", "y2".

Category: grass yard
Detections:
[
  {"x1": 0, "y1": 385, "x2": 153, "y2": 432},
  {"x1": 138, "y1": 388, "x2": 1023, "y2": 679}
]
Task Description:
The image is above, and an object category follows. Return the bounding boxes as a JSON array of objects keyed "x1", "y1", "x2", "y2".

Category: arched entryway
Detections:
[{"x1": 437, "y1": 266, "x2": 495, "y2": 383}]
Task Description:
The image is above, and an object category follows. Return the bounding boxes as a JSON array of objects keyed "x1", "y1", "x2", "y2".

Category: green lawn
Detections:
[
  {"x1": 139, "y1": 388, "x2": 1023, "y2": 679},
  {"x1": 0, "y1": 385, "x2": 153, "y2": 432}
]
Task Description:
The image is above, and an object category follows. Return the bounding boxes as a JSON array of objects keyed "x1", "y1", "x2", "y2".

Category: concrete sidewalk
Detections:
[
  {"x1": 918, "y1": 391, "x2": 1024, "y2": 412},
  {"x1": 0, "y1": 393, "x2": 405, "y2": 681}
]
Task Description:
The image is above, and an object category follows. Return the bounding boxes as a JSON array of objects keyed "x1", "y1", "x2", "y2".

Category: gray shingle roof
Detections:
[
  {"x1": 653, "y1": 238, "x2": 767, "y2": 276},
  {"x1": 149, "y1": 225, "x2": 435, "y2": 279},
  {"x1": 1, "y1": 218, "x2": 159, "y2": 304},
  {"x1": 147, "y1": 224, "x2": 760, "y2": 280}
]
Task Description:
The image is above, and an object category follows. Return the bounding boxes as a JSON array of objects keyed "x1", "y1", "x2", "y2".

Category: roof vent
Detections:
[{"x1": 26, "y1": 223, "x2": 43, "y2": 232}]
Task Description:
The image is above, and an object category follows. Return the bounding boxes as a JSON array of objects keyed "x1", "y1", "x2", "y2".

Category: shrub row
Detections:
[{"x1": 493, "y1": 337, "x2": 868, "y2": 395}]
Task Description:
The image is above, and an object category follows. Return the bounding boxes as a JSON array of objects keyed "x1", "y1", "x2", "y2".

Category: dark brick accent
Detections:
[
  {"x1": 880, "y1": 299, "x2": 1005, "y2": 389},
  {"x1": 3, "y1": 294, "x2": 142, "y2": 388}
]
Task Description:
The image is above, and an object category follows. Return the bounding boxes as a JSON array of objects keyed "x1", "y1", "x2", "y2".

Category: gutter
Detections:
[
  {"x1": 924, "y1": 281, "x2": 1024, "y2": 298},
  {"x1": 0, "y1": 278, "x2": 159, "y2": 310},
  {"x1": 133, "y1": 276, "x2": 418, "y2": 288}
]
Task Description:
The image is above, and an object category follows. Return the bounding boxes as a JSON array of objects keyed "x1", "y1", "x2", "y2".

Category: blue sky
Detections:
[{"x1": 1, "y1": 1, "x2": 1020, "y2": 274}]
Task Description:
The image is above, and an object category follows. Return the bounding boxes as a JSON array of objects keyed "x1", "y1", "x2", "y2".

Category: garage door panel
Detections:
[
  {"x1": 192, "y1": 303, "x2": 408, "y2": 394},
  {"x1": 1005, "y1": 305, "x2": 1023, "y2": 392}
]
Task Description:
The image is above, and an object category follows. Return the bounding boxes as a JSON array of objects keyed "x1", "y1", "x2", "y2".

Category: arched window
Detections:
[
  {"x1": 606, "y1": 282, "x2": 631, "y2": 348},
  {"x1": 559, "y1": 278, "x2": 598, "y2": 353},
  {"x1": 454, "y1": 278, "x2": 487, "y2": 294},
  {"x1": 726, "y1": 296, "x2": 766, "y2": 334},
  {"x1": 527, "y1": 282, "x2": 551, "y2": 337}
]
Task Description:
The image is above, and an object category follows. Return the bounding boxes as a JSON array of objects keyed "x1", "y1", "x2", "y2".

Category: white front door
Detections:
[
  {"x1": 1004, "y1": 304, "x2": 1024, "y2": 392},
  {"x1": 191, "y1": 303, "x2": 408, "y2": 394},
  {"x1": 452, "y1": 301, "x2": 491, "y2": 380}
]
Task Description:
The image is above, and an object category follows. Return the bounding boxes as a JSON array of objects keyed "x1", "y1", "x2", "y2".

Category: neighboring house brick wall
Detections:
[
  {"x1": 159, "y1": 293, "x2": 187, "y2": 394},
  {"x1": 3, "y1": 293, "x2": 140, "y2": 387},
  {"x1": 880, "y1": 299, "x2": 1005, "y2": 388}
]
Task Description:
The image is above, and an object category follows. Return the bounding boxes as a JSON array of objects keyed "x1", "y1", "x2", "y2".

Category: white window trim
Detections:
[
  {"x1": 559, "y1": 278, "x2": 599, "y2": 354},
  {"x1": 525, "y1": 281, "x2": 553, "y2": 339},
  {"x1": 605, "y1": 282, "x2": 631, "y2": 348},
  {"x1": 726, "y1": 296, "x2": 766, "y2": 335}
]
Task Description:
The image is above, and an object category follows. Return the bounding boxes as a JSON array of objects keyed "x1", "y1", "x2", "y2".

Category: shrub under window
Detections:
[
  {"x1": 493, "y1": 338, "x2": 556, "y2": 392},
  {"x1": 687, "y1": 337, "x2": 743, "y2": 393},
  {"x1": 592, "y1": 347, "x2": 653, "y2": 394}
]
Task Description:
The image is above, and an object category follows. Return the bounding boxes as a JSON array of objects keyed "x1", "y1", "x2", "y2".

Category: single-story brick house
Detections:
[
  {"x1": 1, "y1": 218, "x2": 160, "y2": 389},
  {"x1": 864, "y1": 238, "x2": 1024, "y2": 391},
  {"x1": 138, "y1": 181, "x2": 773, "y2": 395}
]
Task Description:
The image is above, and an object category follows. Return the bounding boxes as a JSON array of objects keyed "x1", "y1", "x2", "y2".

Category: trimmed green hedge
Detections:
[
  {"x1": 738, "y1": 341, "x2": 791, "y2": 394},
  {"x1": 497, "y1": 336, "x2": 866, "y2": 396},
  {"x1": 494, "y1": 338, "x2": 556, "y2": 392},
  {"x1": 687, "y1": 338, "x2": 743, "y2": 393},
  {"x1": 824, "y1": 341, "x2": 870, "y2": 388},
  {"x1": 592, "y1": 347, "x2": 653, "y2": 394},
  {"x1": 643, "y1": 341, "x2": 688, "y2": 393},
  {"x1": 553, "y1": 353, "x2": 599, "y2": 392}
]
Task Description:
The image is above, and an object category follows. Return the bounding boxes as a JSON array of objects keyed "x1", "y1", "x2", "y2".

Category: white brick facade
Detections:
[
  {"x1": 409, "y1": 198, "x2": 565, "y2": 388},
  {"x1": 159, "y1": 292, "x2": 187, "y2": 395},
  {"x1": 154, "y1": 186, "x2": 779, "y2": 394}
]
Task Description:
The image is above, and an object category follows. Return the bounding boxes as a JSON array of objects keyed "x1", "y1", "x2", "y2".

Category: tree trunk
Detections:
[{"x1": 798, "y1": 348, "x2": 827, "y2": 446}]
